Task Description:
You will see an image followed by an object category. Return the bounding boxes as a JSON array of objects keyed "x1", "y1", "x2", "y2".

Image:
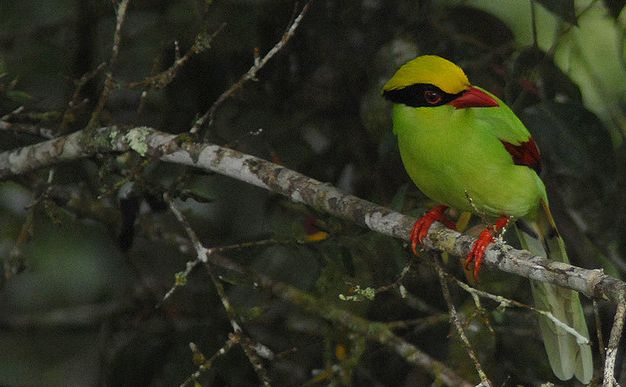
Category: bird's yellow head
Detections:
[
  {"x1": 384, "y1": 55, "x2": 469, "y2": 94},
  {"x1": 383, "y1": 55, "x2": 498, "y2": 109}
]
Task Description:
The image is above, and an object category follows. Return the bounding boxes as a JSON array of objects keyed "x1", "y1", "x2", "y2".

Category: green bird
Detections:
[{"x1": 382, "y1": 55, "x2": 593, "y2": 383}]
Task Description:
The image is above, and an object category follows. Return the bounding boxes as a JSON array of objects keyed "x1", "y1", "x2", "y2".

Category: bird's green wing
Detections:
[{"x1": 472, "y1": 88, "x2": 532, "y2": 145}]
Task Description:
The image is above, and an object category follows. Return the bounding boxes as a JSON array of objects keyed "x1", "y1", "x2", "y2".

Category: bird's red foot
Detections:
[
  {"x1": 409, "y1": 205, "x2": 456, "y2": 254},
  {"x1": 465, "y1": 216, "x2": 509, "y2": 280}
]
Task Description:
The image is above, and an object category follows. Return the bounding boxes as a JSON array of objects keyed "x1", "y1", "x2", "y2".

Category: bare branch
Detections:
[
  {"x1": 3, "y1": 208, "x2": 33, "y2": 283},
  {"x1": 59, "y1": 62, "x2": 106, "y2": 133},
  {"x1": 385, "y1": 314, "x2": 449, "y2": 331},
  {"x1": 0, "y1": 125, "x2": 624, "y2": 307},
  {"x1": 604, "y1": 295, "x2": 626, "y2": 387},
  {"x1": 152, "y1": 189, "x2": 469, "y2": 386},
  {"x1": 189, "y1": 1, "x2": 313, "y2": 134},
  {"x1": 435, "y1": 260, "x2": 492, "y2": 386},
  {"x1": 87, "y1": 0, "x2": 130, "y2": 129},
  {"x1": 129, "y1": 23, "x2": 226, "y2": 90},
  {"x1": 0, "y1": 301, "x2": 129, "y2": 329},
  {"x1": 449, "y1": 270, "x2": 590, "y2": 345},
  {"x1": 203, "y1": 251, "x2": 472, "y2": 387},
  {"x1": 181, "y1": 336, "x2": 239, "y2": 387},
  {"x1": 594, "y1": 300, "x2": 607, "y2": 362},
  {"x1": 1, "y1": 105, "x2": 24, "y2": 121},
  {"x1": 164, "y1": 193, "x2": 271, "y2": 386},
  {"x1": 164, "y1": 193, "x2": 239, "y2": 331}
]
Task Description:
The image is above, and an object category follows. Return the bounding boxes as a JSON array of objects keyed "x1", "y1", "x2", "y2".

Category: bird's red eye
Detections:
[{"x1": 424, "y1": 90, "x2": 442, "y2": 105}]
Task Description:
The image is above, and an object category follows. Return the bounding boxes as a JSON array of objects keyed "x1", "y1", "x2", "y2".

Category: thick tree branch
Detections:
[{"x1": 0, "y1": 125, "x2": 625, "y2": 306}]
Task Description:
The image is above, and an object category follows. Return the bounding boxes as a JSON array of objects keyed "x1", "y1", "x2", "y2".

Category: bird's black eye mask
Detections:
[{"x1": 383, "y1": 83, "x2": 461, "y2": 107}]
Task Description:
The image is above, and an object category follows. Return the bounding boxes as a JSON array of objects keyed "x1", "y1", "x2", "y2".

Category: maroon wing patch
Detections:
[{"x1": 501, "y1": 138, "x2": 541, "y2": 174}]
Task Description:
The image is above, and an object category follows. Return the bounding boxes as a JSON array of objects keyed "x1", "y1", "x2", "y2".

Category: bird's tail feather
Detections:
[{"x1": 515, "y1": 200, "x2": 593, "y2": 383}]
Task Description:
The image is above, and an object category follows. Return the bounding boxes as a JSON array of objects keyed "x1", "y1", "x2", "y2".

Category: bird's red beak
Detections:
[{"x1": 449, "y1": 86, "x2": 499, "y2": 109}]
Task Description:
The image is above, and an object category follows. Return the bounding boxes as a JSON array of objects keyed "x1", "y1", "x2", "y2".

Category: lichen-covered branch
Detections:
[
  {"x1": 0, "y1": 125, "x2": 625, "y2": 307},
  {"x1": 603, "y1": 295, "x2": 626, "y2": 387}
]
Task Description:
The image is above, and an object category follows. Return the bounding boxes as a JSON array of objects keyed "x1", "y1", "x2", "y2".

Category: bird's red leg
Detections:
[
  {"x1": 409, "y1": 205, "x2": 456, "y2": 254},
  {"x1": 465, "y1": 216, "x2": 510, "y2": 280}
]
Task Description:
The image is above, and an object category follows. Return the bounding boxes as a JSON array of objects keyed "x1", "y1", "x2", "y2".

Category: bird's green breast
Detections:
[{"x1": 392, "y1": 103, "x2": 546, "y2": 219}]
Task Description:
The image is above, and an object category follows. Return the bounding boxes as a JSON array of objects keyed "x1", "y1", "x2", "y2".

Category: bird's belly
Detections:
[{"x1": 399, "y1": 141, "x2": 544, "y2": 219}]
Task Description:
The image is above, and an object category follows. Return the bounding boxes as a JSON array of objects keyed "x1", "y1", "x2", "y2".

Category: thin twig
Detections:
[
  {"x1": 189, "y1": 1, "x2": 313, "y2": 134},
  {"x1": 434, "y1": 259, "x2": 492, "y2": 386},
  {"x1": 385, "y1": 314, "x2": 449, "y2": 331},
  {"x1": 129, "y1": 23, "x2": 226, "y2": 90},
  {"x1": 603, "y1": 294, "x2": 626, "y2": 387},
  {"x1": 70, "y1": 62, "x2": 107, "y2": 104},
  {"x1": 87, "y1": 0, "x2": 130, "y2": 129},
  {"x1": 235, "y1": 333, "x2": 272, "y2": 387},
  {"x1": 461, "y1": 279, "x2": 496, "y2": 335},
  {"x1": 164, "y1": 194, "x2": 241, "y2": 328},
  {"x1": 159, "y1": 259, "x2": 200, "y2": 305},
  {"x1": 207, "y1": 236, "x2": 325, "y2": 254},
  {"x1": 1, "y1": 105, "x2": 24, "y2": 121},
  {"x1": 180, "y1": 335, "x2": 239, "y2": 387},
  {"x1": 3, "y1": 209, "x2": 34, "y2": 282},
  {"x1": 594, "y1": 300, "x2": 606, "y2": 363},
  {"x1": 0, "y1": 301, "x2": 130, "y2": 329},
  {"x1": 152, "y1": 228, "x2": 471, "y2": 387},
  {"x1": 374, "y1": 261, "x2": 413, "y2": 294},
  {"x1": 59, "y1": 62, "x2": 106, "y2": 133},
  {"x1": 164, "y1": 193, "x2": 271, "y2": 386},
  {"x1": 158, "y1": 233, "x2": 324, "y2": 304},
  {"x1": 448, "y1": 271, "x2": 590, "y2": 345},
  {"x1": 207, "y1": 251, "x2": 472, "y2": 387}
]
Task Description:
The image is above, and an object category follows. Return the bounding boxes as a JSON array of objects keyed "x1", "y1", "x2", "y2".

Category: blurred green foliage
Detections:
[{"x1": 0, "y1": 0, "x2": 624, "y2": 385}]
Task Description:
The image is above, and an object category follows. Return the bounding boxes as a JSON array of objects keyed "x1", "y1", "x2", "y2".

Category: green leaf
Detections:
[{"x1": 533, "y1": 0, "x2": 577, "y2": 25}]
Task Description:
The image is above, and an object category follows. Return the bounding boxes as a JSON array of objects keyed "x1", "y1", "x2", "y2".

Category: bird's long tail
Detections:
[{"x1": 515, "y1": 200, "x2": 593, "y2": 383}]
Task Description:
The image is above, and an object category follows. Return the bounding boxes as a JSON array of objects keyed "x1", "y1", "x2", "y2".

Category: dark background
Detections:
[{"x1": 0, "y1": 0, "x2": 624, "y2": 385}]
